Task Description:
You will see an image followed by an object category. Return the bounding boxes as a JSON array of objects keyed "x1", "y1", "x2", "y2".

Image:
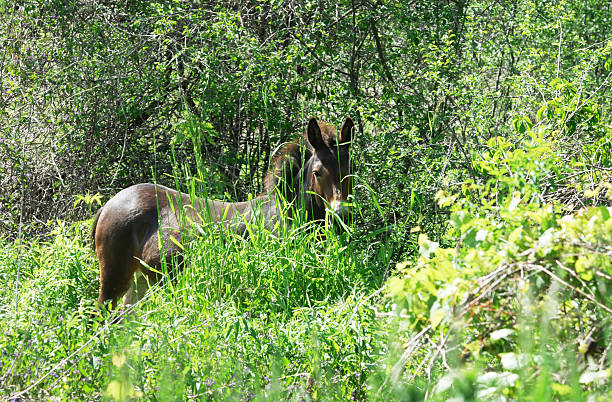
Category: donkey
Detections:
[{"x1": 91, "y1": 117, "x2": 355, "y2": 308}]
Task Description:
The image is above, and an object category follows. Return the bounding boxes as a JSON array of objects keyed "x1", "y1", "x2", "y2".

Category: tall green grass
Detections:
[{"x1": 0, "y1": 171, "x2": 400, "y2": 400}]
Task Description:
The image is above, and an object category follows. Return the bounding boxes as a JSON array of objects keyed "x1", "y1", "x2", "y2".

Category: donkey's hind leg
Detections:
[
  {"x1": 122, "y1": 270, "x2": 150, "y2": 307},
  {"x1": 97, "y1": 248, "x2": 139, "y2": 310}
]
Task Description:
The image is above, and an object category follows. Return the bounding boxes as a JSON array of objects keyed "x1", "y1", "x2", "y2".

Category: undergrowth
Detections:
[
  {"x1": 0, "y1": 195, "x2": 394, "y2": 400},
  {"x1": 1, "y1": 90, "x2": 612, "y2": 400},
  {"x1": 1, "y1": 48, "x2": 611, "y2": 401}
]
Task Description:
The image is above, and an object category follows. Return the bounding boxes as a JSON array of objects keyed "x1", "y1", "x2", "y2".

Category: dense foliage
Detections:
[
  {"x1": 389, "y1": 132, "x2": 612, "y2": 399},
  {"x1": 1, "y1": 0, "x2": 611, "y2": 400}
]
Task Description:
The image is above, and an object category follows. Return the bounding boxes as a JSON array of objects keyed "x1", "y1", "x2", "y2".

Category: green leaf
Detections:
[
  {"x1": 536, "y1": 103, "x2": 547, "y2": 121},
  {"x1": 387, "y1": 277, "x2": 404, "y2": 298},
  {"x1": 430, "y1": 308, "x2": 445, "y2": 328},
  {"x1": 551, "y1": 382, "x2": 572, "y2": 396},
  {"x1": 169, "y1": 235, "x2": 184, "y2": 251}
]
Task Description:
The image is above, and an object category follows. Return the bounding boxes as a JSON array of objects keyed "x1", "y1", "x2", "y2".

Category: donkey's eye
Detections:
[{"x1": 313, "y1": 170, "x2": 322, "y2": 178}]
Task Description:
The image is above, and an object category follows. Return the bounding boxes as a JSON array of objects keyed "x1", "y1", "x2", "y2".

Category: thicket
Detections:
[
  {"x1": 3, "y1": 0, "x2": 607, "y2": 241},
  {"x1": 1, "y1": 0, "x2": 611, "y2": 400}
]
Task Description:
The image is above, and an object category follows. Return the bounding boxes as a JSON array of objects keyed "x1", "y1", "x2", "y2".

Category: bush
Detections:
[{"x1": 385, "y1": 125, "x2": 612, "y2": 399}]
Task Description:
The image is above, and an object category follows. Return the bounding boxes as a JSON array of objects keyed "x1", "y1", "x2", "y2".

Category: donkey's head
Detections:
[{"x1": 304, "y1": 117, "x2": 354, "y2": 223}]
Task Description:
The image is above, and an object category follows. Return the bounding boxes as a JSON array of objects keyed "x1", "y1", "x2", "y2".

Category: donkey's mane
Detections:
[{"x1": 263, "y1": 121, "x2": 339, "y2": 193}]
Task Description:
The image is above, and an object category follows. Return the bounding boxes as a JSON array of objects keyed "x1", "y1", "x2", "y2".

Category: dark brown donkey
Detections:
[{"x1": 92, "y1": 117, "x2": 355, "y2": 308}]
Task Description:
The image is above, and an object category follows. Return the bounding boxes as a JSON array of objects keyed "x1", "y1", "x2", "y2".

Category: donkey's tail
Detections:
[{"x1": 91, "y1": 208, "x2": 103, "y2": 250}]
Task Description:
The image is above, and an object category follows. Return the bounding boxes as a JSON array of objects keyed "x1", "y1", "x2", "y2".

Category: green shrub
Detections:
[{"x1": 385, "y1": 128, "x2": 612, "y2": 400}]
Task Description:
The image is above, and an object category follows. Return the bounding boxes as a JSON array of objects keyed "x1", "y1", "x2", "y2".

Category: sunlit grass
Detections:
[{"x1": 0, "y1": 177, "x2": 398, "y2": 400}]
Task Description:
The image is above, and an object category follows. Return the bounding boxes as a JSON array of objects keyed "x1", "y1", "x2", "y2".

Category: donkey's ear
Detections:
[
  {"x1": 339, "y1": 117, "x2": 354, "y2": 145},
  {"x1": 307, "y1": 118, "x2": 325, "y2": 149}
]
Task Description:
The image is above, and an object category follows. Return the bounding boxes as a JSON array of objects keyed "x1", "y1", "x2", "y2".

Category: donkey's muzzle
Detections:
[{"x1": 328, "y1": 200, "x2": 352, "y2": 229}]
